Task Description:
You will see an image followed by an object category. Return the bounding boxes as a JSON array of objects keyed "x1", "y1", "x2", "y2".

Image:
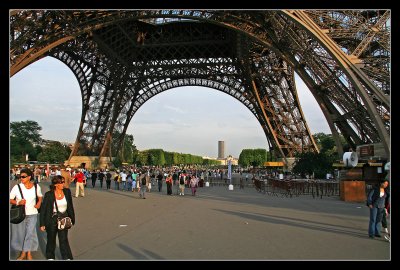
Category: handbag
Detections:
[
  {"x1": 54, "y1": 193, "x2": 73, "y2": 230},
  {"x1": 10, "y1": 184, "x2": 26, "y2": 224},
  {"x1": 57, "y1": 212, "x2": 73, "y2": 230}
]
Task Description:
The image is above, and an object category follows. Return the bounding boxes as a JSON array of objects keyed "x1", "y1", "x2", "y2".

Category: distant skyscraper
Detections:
[{"x1": 218, "y1": 141, "x2": 225, "y2": 159}]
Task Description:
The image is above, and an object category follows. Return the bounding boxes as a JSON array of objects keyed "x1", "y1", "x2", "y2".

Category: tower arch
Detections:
[{"x1": 10, "y1": 10, "x2": 390, "y2": 162}]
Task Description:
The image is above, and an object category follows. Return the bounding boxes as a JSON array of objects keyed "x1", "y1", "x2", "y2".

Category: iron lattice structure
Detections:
[{"x1": 10, "y1": 10, "x2": 390, "y2": 163}]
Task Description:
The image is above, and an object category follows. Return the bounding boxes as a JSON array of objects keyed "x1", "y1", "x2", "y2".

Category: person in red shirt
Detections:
[{"x1": 73, "y1": 170, "x2": 85, "y2": 197}]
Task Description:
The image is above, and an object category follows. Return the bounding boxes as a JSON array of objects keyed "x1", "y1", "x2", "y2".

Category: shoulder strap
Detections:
[
  {"x1": 34, "y1": 183, "x2": 38, "y2": 200},
  {"x1": 53, "y1": 192, "x2": 60, "y2": 212},
  {"x1": 16, "y1": 184, "x2": 24, "y2": 199}
]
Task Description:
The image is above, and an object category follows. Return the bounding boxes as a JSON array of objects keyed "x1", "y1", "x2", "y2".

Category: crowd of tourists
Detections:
[{"x1": 10, "y1": 163, "x2": 390, "y2": 260}]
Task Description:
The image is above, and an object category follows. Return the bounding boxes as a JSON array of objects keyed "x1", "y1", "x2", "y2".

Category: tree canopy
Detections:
[
  {"x1": 293, "y1": 132, "x2": 341, "y2": 178},
  {"x1": 37, "y1": 141, "x2": 70, "y2": 163},
  {"x1": 10, "y1": 120, "x2": 43, "y2": 163},
  {"x1": 10, "y1": 120, "x2": 42, "y2": 144},
  {"x1": 238, "y1": 148, "x2": 268, "y2": 167},
  {"x1": 292, "y1": 151, "x2": 335, "y2": 179}
]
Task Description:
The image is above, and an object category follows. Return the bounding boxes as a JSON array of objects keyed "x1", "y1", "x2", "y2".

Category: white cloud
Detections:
[{"x1": 163, "y1": 105, "x2": 185, "y2": 114}]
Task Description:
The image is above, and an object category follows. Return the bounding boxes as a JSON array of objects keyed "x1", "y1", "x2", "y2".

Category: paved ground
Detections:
[{"x1": 9, "y1": 179, "x2": 390, "y2": 261}]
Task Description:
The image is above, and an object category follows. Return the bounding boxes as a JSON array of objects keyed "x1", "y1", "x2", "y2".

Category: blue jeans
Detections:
[
  {"x1": 11, "y1": 214, "x2": 39, "y2": 252},
  {"x1": 368, "y1": 207, "x2": 384, "y2": 237}
]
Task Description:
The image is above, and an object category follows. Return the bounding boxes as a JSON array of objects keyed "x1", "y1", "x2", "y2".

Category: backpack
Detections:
[
  {"x1": 180, "y1": 177, "x2": 184, "y2": 185},
  {"x1": 142, "y1": 177, "x2": 146, "y2": 185}
]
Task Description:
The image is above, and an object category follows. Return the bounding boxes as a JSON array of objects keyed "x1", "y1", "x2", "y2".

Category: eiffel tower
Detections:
[{"x1": 10, "y1": 10, "x2": 390, "y2": 167}]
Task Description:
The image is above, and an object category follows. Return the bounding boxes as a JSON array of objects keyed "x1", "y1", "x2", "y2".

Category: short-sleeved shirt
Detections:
[
  {"x1": 53, "y1": 196, "x2": 68, "y2": 213},
  {"x1": 10, "y1": 183, "x2": 43, "y2": 215},
  {"x1": 120, "y1": 172, "x2": 127, "y2": 182}
]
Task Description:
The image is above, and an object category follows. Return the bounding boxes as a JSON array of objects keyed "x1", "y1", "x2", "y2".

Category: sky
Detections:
[{"x1": 10, "y1": 57, "x2": 330, "y2": 158}]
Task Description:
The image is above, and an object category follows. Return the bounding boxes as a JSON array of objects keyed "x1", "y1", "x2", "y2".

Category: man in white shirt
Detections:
[{"x1": 120, "y1": 170, "x2": 127, "y2": 191}]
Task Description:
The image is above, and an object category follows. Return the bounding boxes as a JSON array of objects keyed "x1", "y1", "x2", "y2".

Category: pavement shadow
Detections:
[
  {"x1": 116, "y1": 243, "x2": 165, "y2": 260},
  {"x1": 213, "y1": 208, "x2": 368, "y2": 239}
]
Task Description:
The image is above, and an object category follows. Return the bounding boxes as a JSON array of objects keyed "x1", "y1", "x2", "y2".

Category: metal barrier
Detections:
[{"x1": 254, "y1": 178, "x2": 340, "y2": 198}]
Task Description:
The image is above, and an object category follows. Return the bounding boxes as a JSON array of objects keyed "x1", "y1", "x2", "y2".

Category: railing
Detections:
[
  {"x1": 205, "y1": 180, "x2": 254, "y2": 188},
  {"x1": 254, "y1": 178, "x2": 340, "y2": 198}
]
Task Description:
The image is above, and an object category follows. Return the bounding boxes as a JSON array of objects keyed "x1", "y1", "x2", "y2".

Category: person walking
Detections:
[
  {"x1": 172, "y1": 172, "x2": 179, "y2": 195},
  {"x1": 114, "y1": 172, "x2": 120, "y2": 190},
  {"x1": 179, "y1": 173, "x2": 185, "y2": 195},
  {"x1": 105, "y1": 170, "x2": 112, "y2": 190},
  {"x1": 166, "y1": 174, "x2": 173, "y2": 195},
  {"x1": 366, "y1": 179, "x2": 389, "y2": 239},
  {"x1": 73, "y1": 169, "x2": 85, "y2": 197},
  {"x1": 91, "y1": 170, "x2": 98, "y2": 188},
  {"x1": 136, "y1": 173, "x2": 141, "y2": 193},
  {"x1": 60, "y1": 165, "x2": 72, "y2": 189},
  {"x1": 98, "y1": 169, "x2": 105, "y2": 189},
  {"x1": 190, "y1": 175, "x2": 198, "y2": 196},
  {"x1": 120, "y1": 170, "x2": 127, "y2": 191},
  {"x1": 382, "y1": 198, "x2": 390, "y2": 241},
  {"x1": 126, "y1": 171, "x2": 133, "y2": 191},
  {"x1": 157, "y1": 172, "x2": 163, "y2": 192},
  {"x1": 239, "y1": 176, "x2": 244, "y2": 189},
  {"x1": 40, "y1": 175, "x2": 75, "y2": 260},
  {"x1": 10, "y1": 168, "x2": 43, "y2": 260},
  {"x1": 131, "y1": 170, "x2": 137, "y2": 192},
  {"x1": 34, "y1": 166, "x2": 41, "y2": 184},
  {"x1": 10, "y1": 168, "x2": 16, "y2": 181},
  {"x1": 147, "y1": 177, "x2": 152, "y2": 193},
  {"x1": 381, "y1": 185, "x2": 390, "y2": 241},
  {"x1": 139, "y1": 171, "x2": 148, "y2": 199}
]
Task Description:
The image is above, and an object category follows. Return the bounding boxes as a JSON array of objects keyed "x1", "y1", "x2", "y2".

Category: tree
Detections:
[
  {"x1": 164, "y1": 151, "x2": 173, "y2": 166},
  {"x1": 292, "y1": 151, "x2": 335, "y2": 178},
  {"x1": 238, "y1": 149, "x2": 268, "y2": 167},
  {"x1": 147, "y1": 149, "x2": 166, "y2": 166},
  {"x1": 252, "y1": 149, "x2": 267, "y2": 167},
  {"x1": 112, "y1": 156, "x2": 122, "y2": 168},
  {"x1": 164, "y1": 151, "x2": 182, "y2": 166},
  {"x1": 34, "y1": 145, "x2": 43, "y2": 159},
  {"x1": 10, "y1": 136, "x2": 36, "y2": 163},
  {"x1": 122, "y1": 134, "x2": 138, "y2": 163},
  {"x1": 37, "y1": 141, "x2": 69, "y2": 164},
  {"x1": 339, "y1": 135, "x2": 350, "y2": 153},
  {"x1": 111, "y1": 131, "x2": 138, "y2": 163},
  {"x1": 313, "y1": 132, "x2": 350, "y2": 158},
  {"x1": 10, "y1": 120, "x2": 42, "y2": 144},
  {"x1": 239, "y1": 149, "x2": 253, "y2": 167},
  {"x1": 172, "y1": 152, "x2": 179, "y2": 165},
  {"x1": 10, "y1": 120, "x2": 43, "y2": 163},
  {"x1": 313, "y1": 133, "x2": 335, "y2": 153},
  {"x1": 136, "y1": 151, "x2": 148, "y2": 166}
]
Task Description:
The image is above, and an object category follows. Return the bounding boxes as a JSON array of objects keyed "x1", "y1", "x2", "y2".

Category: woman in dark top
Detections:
[
  {"x1": 40, "y1": 175, "x2": 75, "y2": 260},
  {"x1": 366, "y1": 179, "x2": 389, "y2": 239}
]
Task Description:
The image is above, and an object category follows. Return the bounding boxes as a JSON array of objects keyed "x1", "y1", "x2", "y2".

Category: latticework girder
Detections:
[{"x1": 10, "y1": 10, "x2": 390, "y2": 162}]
